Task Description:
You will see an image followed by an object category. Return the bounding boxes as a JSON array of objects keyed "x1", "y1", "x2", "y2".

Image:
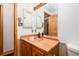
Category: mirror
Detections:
[
  {"x1": 17, "y1": 3, "x2": 58, "y2": 36},
  {"x1": 18, "y1": 4, "x2": 44, "y2": 33},
  {"x1": 43, "y1": 4, "x2": 58, "y2": 36},
  {"x1": 22, "y1": 8, "x2": 32, "y2": 28},
  {"x1": 35, "y1": 9, "x2": 44, "y2": 29}
]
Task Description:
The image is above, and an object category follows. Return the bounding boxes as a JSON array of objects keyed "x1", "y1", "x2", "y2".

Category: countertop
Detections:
[{"x1": 21, "y1": 35, "x2": 59, "y2": 52}]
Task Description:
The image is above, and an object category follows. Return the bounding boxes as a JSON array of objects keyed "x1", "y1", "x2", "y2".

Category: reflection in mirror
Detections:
[
  {"x1": 35, "y1": 11, "x2": 44, "y2": 29},
  {"x1": 17, "y1": 3, "x2": 58, "y2": 36},
  {"x1": 22, "y1": 8, "x2": 32, "y2": 28},
  {"x1": 43, "y1": 4, "x2": 58, "y2": 36}
]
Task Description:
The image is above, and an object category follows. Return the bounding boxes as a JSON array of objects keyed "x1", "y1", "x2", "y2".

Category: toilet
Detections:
[{"x1": 67, "y1": 44, "x2": 79, "y2": 56}]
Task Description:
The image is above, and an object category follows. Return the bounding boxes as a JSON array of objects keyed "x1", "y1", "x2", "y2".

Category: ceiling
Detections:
[{"x1": 44, "y1": 3, "x2": 58, "y2": 15}]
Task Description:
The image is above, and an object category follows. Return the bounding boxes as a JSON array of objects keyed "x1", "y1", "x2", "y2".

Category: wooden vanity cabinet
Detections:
[
  {"x1": 21, "y1": 40, "x2": 44, "y2": 56},
  {"x1": 20, "y1": 40, "x2": 32, "y2": 56},
  {"x1": 32, "y1": 47, "x2": 44, "y2": 56},
  {"x1": 49, "y1": 44, "x2": 59, "y2": 56},
  {"x1": 20, "y1": 37, "x2": 59, "y2": 56}
]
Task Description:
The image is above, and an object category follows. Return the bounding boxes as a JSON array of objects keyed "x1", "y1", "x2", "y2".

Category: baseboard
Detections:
[{"x1": 1, "y1": 49, "x2": 14, "y2": 56}]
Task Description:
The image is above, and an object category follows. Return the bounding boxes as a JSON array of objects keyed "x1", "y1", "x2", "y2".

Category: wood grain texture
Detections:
[
  {"x1": 1, "y1": 49, "x2": 14, "y2": 56},
  {"x1": 20, "y1": 35, "x2": 59, "y2": 56},
  {"x1": 48, "y1": 15, "x2": 57, "y2": 36},
  {"x1": 32, "y1": 47, "x2": 44, "y2": 56},
  {"x1": 20, "y1": 40, "x2": 32, "y2": 56},
  {"x1": 34, "y1": 3, "x2": 46, "y2": 10},
  {"x1": 0, "y1": 5, "x2": 3, "y2": 55},
  {"x1": 14, "y1": 3, "x2": 18, "y2": 56}
]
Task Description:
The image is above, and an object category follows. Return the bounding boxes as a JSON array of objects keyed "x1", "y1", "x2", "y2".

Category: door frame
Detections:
[
  {"x1": 0, "y1": 5, "x2": 3, "y2": 55},
  {"x1": 14, "y1": 3, "x2": 18, "y2": 55}
]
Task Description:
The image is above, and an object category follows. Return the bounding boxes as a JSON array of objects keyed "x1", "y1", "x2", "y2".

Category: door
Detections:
[
  {"x1": 0, "y1": 5, "x2": 3, "y2": 55},
  {"x1": 3, "y1": 4, "x2": 14, "y2": 54},
  {"x1": 48, "y1": 15, "x2": 57, "y2": 36}
]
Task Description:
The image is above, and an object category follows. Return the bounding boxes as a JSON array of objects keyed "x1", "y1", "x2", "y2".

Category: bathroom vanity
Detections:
[{"x1": 20, "y1": 35, "x2": 59, "y2": 56}]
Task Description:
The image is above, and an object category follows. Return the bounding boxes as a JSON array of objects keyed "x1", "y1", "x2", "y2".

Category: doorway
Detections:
[{"x1": 44, "y1": 12, "x2": 50, "y2": 35}]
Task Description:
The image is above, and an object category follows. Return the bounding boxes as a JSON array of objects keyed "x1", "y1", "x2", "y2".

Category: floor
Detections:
[{"x1": 5, "y1": 53, "x2": 14, "y2": 56}]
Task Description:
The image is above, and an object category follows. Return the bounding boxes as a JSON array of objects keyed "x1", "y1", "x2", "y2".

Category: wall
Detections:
[
  {"x1": 3, "y1": 3, "x2": 14, "y2": 52},
  {"x1": 58, "y1": 3, "x2": 79, "y2": 55}
]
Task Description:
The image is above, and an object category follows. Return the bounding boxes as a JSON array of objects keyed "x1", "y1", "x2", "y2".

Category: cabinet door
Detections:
[
  {"x1": 21, "y1": 40, "x2": 31, "y2": 56},
  {"x1": 32, "y1": 47, "x2": 44, "y2": 56},
  {"x1": 50, "y1": 44, "x2": 59, "y2": 56},
  {"x1": 48, "y1": 15, "x2": 57, "y2": 36}
]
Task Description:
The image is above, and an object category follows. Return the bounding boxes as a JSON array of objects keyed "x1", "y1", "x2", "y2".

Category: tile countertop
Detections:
[{"x1": 21, "y1": 35, "x2": 59, "y2": 53}]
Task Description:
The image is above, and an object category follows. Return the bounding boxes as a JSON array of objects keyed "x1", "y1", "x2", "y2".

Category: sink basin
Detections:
[{"x1": 28, "y1": 37, "x2": 35, "y2": 41}]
